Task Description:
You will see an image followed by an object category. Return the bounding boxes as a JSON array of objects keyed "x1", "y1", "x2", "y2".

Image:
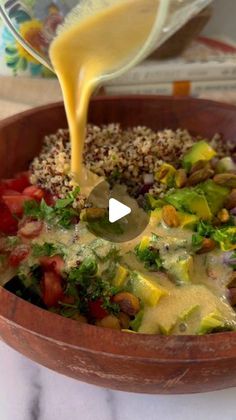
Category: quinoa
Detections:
[{"x1": 30, "y1": 124, "x2": 235, "y2": 206}]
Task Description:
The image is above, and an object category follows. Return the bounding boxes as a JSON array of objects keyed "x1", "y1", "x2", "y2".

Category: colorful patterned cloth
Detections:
[{"x1": 0, "y1": 0, "x2": 70, "y2": 76}]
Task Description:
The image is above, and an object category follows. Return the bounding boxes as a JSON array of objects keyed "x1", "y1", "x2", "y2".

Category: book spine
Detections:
[
  {"x1": 105, "y1": 62, "x2": 236, "y2": 86},
  {"x1": 104, "y1": 80, "x2": 236, "y2": 96}
]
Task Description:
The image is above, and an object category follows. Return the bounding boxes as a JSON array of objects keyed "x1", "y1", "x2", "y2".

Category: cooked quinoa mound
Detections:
[{"x1": 30, "y1": 124, "x2": 233, "y2": 202}]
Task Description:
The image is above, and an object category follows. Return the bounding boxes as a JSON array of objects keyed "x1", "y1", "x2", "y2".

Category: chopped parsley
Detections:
[
  {"x1": 23, "y1": 187, "x2": 81, "y2": 229},
  {"x1": 192, "y1": 233, "x2": 204, "y2": 250},
  {"x1": 195, "y1": 221, "x2": 215, "y2": 238},
  {"x1": 32, "y1": 242, "x2": 65, "y2": 258},
  {"x1": 135, "y1": 244, "x2": 163, "y2": 271},
  {"x1": 102, "y1": 296, "x2": 120, "y2": 315}
]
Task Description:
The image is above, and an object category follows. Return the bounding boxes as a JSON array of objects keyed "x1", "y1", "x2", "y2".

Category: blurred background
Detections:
[
  {"x1": 202, "y1": 0, "x2": 236, "y2": 40},
  {"x1": 0, "y1": 0, "x2": 235, "y2": 119}
]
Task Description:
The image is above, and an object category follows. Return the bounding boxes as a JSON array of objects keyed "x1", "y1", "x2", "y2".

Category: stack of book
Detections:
[{"x1": 104, "y1": 37, "x2": 236, "y2": 104}]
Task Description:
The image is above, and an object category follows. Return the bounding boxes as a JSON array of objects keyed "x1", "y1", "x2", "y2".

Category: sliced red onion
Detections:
[
  {"x1": 143, "y1": 174, "x2": 154, "y2": 185},
  {"x1": 230, "y1": 207, "x2": 236, "y2": 215},
  {"x1": 139, "y1": 184, "x2": 152, "y2": 195}
]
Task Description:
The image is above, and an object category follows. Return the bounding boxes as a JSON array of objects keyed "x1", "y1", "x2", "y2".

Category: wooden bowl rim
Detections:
[
  {"x1": 1, "y1": 95, "x2": 236, "y2": 362},
  {"x1": 2, "y1": 95, "x2": 236, "y2": 130}
]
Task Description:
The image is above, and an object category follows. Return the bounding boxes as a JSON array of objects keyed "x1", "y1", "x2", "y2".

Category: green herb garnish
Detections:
[
  {"x1": 135, "y1": 244, "x2": 163, "y2": 271},
  {"x1": 32, "y1": 242, "x2": 65, "y2": 258},
  {"x1": 195, "y1": 221, "x2": 215, "y2": 237},
  {"x1": 192, "y1": 233, "x2": 204, "y2": 250},
  {"x1": 23, "y1": 188, "x2": 81, "y2": 229}
]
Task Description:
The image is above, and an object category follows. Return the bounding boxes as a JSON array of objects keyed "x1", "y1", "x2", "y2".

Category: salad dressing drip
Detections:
[{"x1": 49, "y1": 0, "x2": 159, "y2": 193}]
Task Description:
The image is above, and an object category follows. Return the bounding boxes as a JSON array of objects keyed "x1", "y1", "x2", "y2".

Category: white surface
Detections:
[
  {"x1": 109, "y1": 198, "x2": 131, "y2": 223},
  {"x1": 0, "y1": 340, "x2": 235, "y2": 420}
]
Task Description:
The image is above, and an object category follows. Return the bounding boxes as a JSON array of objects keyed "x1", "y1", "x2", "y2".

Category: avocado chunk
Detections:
[
  {"x1": 150, "y1": 208, "x2": 162, "y2": 225},
  {"x1": 131, "y1": 271, "x2": 168, "y2": 307},
  {"x1": 166, "y1": 188, "x2": 212, "y2": 220},
  {"x1": 138, "y1": 284, "x2": 236, "y2": 335},
  {"x1": 170, "y1": 305, "x2": 200, "y2": 335},
  {"x1": 182, "y1": 141, "x2": 216, "y2": 171},
  {"x1": 178, "y1": 212, "x2": 199, "y2": 229},
  {"x1": 112, "y1": 265, "x2": 129, "y2": 288},
  {"x1": 155, "y1": 163, "x2": 176, "y2": 186},
  {"x1": 163, "y1": 254, "x2": 194, "y2": 285},
  {"x1": 138, "y1": 236, "x2": 151, "y2": 252},
  {"x1": 213, "y1": 227, "x2": 236, "y2": 251},
  {"x1": 146, "y1": 195, "x2": 166, "y2": 210},
  {"x1": 196, "y1": 180, "x2": 230, "y2": 215},
  {"x1": 198, "y1": 312, "x2": 225, "y2": 335}
]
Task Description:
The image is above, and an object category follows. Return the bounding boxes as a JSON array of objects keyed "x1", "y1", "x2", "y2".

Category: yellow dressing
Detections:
[{"x1": 49, "y1": 0, "x2": 159, "y2": 193}]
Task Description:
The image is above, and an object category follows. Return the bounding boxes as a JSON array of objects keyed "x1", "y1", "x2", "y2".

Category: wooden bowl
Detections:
[{"x1": 0, "y1": 96, "x2": 236, "y2": 394}]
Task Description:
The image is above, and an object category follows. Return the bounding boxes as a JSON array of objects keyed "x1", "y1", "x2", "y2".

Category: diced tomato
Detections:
[
  {"x1": 41, "y1": 271, "x2": 64, "y2": 307},
  {"x1": 0, "y1": 188, "x2": 21, "y2": 200},
  {"x1": 3, "y1": 172, "x2": 30, "y2": 193},
  {"x1": 18, "y1": 220, "x2": 43, "y2": 239},
  {"x1": 88, "y1": 299, "x2": 108, "y2": 320},
  {"x1": 2, "y1": 194, "x2": 33, "y2": 216},
  {"x1": 0, "y1": 184, "x2": 10, "y2": 198},
  {"x1": 23, "y1": 186, "x2": 45, "y2": 202},
  {"x1": 44, "y1": 191, "x2": 56, "y2": 206},
  {"x1": 9, "y1": 244, "x2": 30, "y2": 267},
  {"x1": 40, "y1": 255, "x2": 65, "y2": 276},
  {"x1": 0, "y1": 202, "x2": 18, "y2": 235}
]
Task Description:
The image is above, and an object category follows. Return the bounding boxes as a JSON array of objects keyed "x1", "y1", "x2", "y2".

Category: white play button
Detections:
[
  {"x1": 86, "y1": 181, "x2": 149, "y2": 242},
  {"x1": 109, "y1": 198, "x2": 131, "y2": 223}
]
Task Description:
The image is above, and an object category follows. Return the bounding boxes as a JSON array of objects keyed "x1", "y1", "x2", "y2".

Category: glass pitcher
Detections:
[{"x1": 0, "y1": 0, "x2": 213, "y2": 81}]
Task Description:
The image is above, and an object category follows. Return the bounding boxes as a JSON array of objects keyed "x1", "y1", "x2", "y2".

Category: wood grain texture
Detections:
[{"x1": 0, "y1": 96, "x2": 236, "y2": 394}]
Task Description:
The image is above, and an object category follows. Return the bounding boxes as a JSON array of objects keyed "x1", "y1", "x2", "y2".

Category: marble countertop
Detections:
[{"x1": 0, "y1": 341, "x2": 235, "y2": 420}]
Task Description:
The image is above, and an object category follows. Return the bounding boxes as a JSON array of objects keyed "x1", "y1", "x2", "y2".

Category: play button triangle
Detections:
[{"x1": 109, "y1": 198, "x2": 131, "y2": 223}]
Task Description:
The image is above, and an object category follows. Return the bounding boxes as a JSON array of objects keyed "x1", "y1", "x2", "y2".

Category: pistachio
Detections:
[
  {"x1": 197, "y1": 238, "x2": 216, "y2": 254},
  {"x1": 212, "y1": 217, "x2": 222, "y2": 227},
  {"x1": 217, "y1": 208, "x2": 230, "y2": 223},
  {"x1": 113, "y1": 292, "x2": 140, "y2": 316},
  {"x1": 96, "y1": 315, "x2": 121, "y2": 330},
  {"x1": 188, "y1": 168, "x2": 214, "y2": 186},
  {"x1": 118, "y1": 312, "x2": 130, "y2": 329},
  {"x1": 228, "y1": 272, "x2": 236, "y2": 289},
  {"x1": 226, "y1": 189, "x2": 236, "y2": 210},
  {"x1": 162, "y1": 205, "x2": 180, "y2": 228},
  {"x1": 175, "y1": 169, "x2": 187, "y2": 188},
  {"x1": 190, "y1": 160, "x2": 211, "y2": 174},
  {"x1": 213, "y1": 173, "x2": 236, "y2": 188},
  {"x1": 155, "y1": 163, "x2": 176, "y2": 185},
  {"x1": 72, "y1": 314, "x2": 88, "y2": 323}
]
